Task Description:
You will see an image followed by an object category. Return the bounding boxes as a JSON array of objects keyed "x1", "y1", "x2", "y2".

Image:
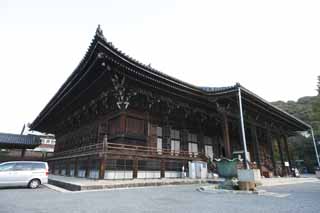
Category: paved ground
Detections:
[{"x1": 0, "y1": 182, "x2": 320, "y2": 213}]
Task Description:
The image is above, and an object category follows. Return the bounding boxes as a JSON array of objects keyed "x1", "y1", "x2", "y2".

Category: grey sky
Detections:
[{"x1": 1, "y1": 0, "x2": 319, "y2": 134}]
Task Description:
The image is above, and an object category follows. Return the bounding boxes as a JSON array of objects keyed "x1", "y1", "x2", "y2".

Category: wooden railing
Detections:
[{"x1": 51, "y1": 142, "x2": 206, "y2": 160}]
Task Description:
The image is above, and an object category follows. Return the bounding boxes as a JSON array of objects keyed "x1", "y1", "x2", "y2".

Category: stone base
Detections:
[
  {"x1": 238, "y1": 181, "x2": 256, "y2": 191},
  {"x1": 316, "y1": 171, "x2": 320, "y2": 179},
  {"x1": 238, "y1": 169, "x2": 261, "y2": 185}
]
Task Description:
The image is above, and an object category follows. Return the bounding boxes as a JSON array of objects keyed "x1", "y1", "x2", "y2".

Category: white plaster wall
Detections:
[
  {"x1": 165, "y1": 171, "x2": 181, "y2": 178},
  {"x1": 89, "y1": 169, "x2": 99, "y2": 179},
  {"x1": 104, "y1": 170, "x2": 133, "y2": 179},
  {"x1": 137, "y1": 171, "x2": 161, "y2": 179},
  {"x1": 70, "y1": 169, "x2": 75, "y2": 176},
  {"x1": 77, "y1": 169, "x2": 86, "y2": 178}
]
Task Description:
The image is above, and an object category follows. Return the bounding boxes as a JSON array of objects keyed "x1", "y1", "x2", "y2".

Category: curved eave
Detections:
[
  {"x1": 30, "y1": 27, "x2": 311, "y2": 133},
  {"x1": 30, "y1": 35, "x2": 101, "y2": 131},
  {"x1": 240, "y1": 86, "x2": 310, "y2": 131},
  {"x1": 207, "y1": 85, "x2": 310, "y2": 131}
]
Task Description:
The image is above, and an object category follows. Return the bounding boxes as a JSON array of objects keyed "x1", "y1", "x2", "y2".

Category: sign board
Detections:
[{"x1": 284, "y1": 161, "x2": 290, "y2": 167}]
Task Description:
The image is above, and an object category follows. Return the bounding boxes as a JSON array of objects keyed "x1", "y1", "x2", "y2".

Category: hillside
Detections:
[
  {"x1": 271, "y1": 95, "x2": 320, "y2": 171},
  {"x1": 271, "y1": 95, "x2": 320, "y2": 134}
]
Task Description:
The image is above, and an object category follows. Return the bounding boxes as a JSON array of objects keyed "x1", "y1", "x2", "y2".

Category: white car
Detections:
[{"x1": 0, "y1": 161, "x2": 48, "y2": 189}]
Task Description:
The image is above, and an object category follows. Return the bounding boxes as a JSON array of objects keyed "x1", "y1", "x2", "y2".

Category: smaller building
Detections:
[
  {"x1": 0, "y1": 132, "x2": 55, "y2": 162},
  {"x1": 0, "y1": 132, "x2": 41, "y2": 162},
  {"x1": 32, "y1": 134, "x2": 56, "y2": 157}
]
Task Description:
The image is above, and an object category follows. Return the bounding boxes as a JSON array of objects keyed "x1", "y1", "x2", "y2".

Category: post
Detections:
[
  {"x1": 99, "y1": 157, "x2": 106, "y2": 179},
  {"x1": 251, "y1": 125, "x2": 262, "y2": 172},
  {"x1": 238, "y1": 87, "x2": 249, "y2": 169},
  {"x1": 222, "y1": 114, "x2": 231, "y2": 158},
  {"x1": 160, "y1": 159, "x2": 165, "y2": 178},
  {"x1": 277, "y1": 137, "x2": 285, "y2": 176},
  {"x1": 85, "y1": 158, "x2": 91, "y2": 178},
  {"x1": 74, "y1": 158, "x2": 78, "y2": 177},
  {"x1": 283, "y1": 135, "x2": 292, "y2": 172},
  {"x1": 66, "y1": 160, "x2": 71, "y2": 176},
  {"x1": 310, "y1": 128, "x2": 320, "y2": 168},
  {"x1": 21, "y1": 148, "x2": 26, "y2": 158},
  {"x1": 267, "y1": 129, "x2": 277, "y2": 176},
  {"x1": 133, "y1": 158, "x2": 138, "y2": 178}
]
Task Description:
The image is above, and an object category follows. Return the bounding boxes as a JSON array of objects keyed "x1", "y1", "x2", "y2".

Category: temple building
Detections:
[{"x1": 30, "y1": 26, "x2": 310, "y2": 179}]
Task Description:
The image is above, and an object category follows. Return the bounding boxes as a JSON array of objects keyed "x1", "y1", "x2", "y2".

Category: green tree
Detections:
[{"x1": 317, "y1": 76, "x2": 320, "y2": 96}]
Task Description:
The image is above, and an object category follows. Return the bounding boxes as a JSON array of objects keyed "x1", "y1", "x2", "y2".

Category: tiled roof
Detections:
[
  {"x1": 0, "y1": 133, "x2": 41, "y2": 148},
  {"x1": 198, "y1": 86, "x2": 237, "y2": 93}
]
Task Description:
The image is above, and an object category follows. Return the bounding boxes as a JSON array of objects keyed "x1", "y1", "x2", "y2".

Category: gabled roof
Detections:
[
  {"x1": 30, "y1": 25, "x2": 311, "y2": 132},
  {"x1": 0, "y1": 133, "x2": 41, "y2": 149}
]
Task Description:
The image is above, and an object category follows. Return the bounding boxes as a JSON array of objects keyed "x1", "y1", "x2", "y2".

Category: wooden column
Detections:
[
  {"x1": 51, "y1": 161, "x2": 55, "y2": 174},
  {"x1": 58, "y1": 161, "x2": 62, "y2": 175},
  {"x1": 181, "y1": 129, "x2": 188, "y2": 153},
  {"x1": 283, "y1": 135, "x2": 292, "y2": 173},
  {"x1": 133, "y1": 158, "x2": 138, "y2": 178},
  {"x1": 222, "y1": 114, "x2": 231, "y2": 158},
  {"x1": 277, "y1": 137, "x2": 286, "y2": 176},
  {"x1": 85, "y1": 158, "x2": 91, "y2": 178},
  {"x1": 267, "y1": 128, "x2": 277, "y2": 176},
  {"x1": 250, "y1": 125, "x2": 261, "y2": 172},
  {"x1": 98, "y1": 157, "x2": 106, "y2": 179},
  {"x1": 163, "y1": 124, "x2": 171, "y2": 150},
  {"x1": 21, "y1": 149, "x2": 26, "y2": 158},
  {"x1": 160, "y1": 159, "x2": 165, "y2": 178},
  {"x1": 74, "y1": 158, "x2": 78, "y2": 177},
  {"x1": 66, "y1": 160, "x2": 71, "y2": 176}
]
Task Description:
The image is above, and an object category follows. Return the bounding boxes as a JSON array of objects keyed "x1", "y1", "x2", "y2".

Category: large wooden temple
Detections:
[{"x1": 30, "y1": 26, "x2": 310, "y2": 179}]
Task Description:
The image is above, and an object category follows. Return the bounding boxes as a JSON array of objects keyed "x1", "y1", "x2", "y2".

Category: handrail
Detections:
[{"x1": 52, "y1": 142, "x2": 206, "y2": 159}]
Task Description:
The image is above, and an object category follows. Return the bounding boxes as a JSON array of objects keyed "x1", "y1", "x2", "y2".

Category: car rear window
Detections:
[{"x1": 32, "y1": 163, "x2": 46, "y2": 170}]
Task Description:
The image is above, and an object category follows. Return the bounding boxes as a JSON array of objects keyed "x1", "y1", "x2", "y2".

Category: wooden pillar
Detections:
[
  {"x1": 277, "y1": 137, "x2": 286, "y2": 176},
  {"x1": 99, "y1": 157, "x2": 106, "y2": 179},
  {"x1": 251, "y1": 125, "x2": 262, "y2": 172},
  {"x1": 66, "y1": 160, "x2": 71, "y2": 176},
  {"x1": 181, "y1": 129, "x2": 188, "y2": 153},
  {"x1": 85, "y1": 158, "x2": 90, "y2": 178},
  {"x1": 133, "y1": 158, "x2": 138, "y2": 178},
  {"x1": 283, "y1": 135, "x2": 292, "y2": 173},
  {"x1": 267, "y1": 128, "x2": 277, "y2": 176},
  {"x1": 74, "y1": 158, "x2": 78, "y2": 177},
  {"x1": 163, "y1": 124, "x2": 171, "y2": 151},
  {"x1": 58, "y1": 161, "x2": 62, "y2": 175},
  {"x1": 51, "y1": 161, "x2": 55, "y2": 174},
  {"x1": 222, "y1": 114, "x2": 231, "y2": 158},
  {"x1": 21, "y1": 148, "x2": 26, "y2": 158},
  {"x1": 198, "y1": 132, "x2": 205, "y2": 155},
  {"x1": 160, "y1": 159, "x2": 165, "y2": 178}
]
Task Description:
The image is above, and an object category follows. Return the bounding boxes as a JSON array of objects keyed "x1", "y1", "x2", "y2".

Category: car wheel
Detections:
[{"x1": 29, "y1": 179, "x2": 40, "y2": 189}]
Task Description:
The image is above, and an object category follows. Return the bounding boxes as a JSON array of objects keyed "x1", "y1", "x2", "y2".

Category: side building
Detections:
[{"x1": 30, "y1": 26, "x2": 310, "y2": 179}]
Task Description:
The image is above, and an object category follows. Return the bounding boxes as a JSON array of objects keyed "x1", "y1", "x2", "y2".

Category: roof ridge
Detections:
[{"x1": 95, "y1": 25, "x2": 205, "y2": 93}]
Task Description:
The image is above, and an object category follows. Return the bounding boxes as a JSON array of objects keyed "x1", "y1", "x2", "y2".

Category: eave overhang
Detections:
[{"x1": 30, "y1": 26, "x2": 311, "y2": 133}]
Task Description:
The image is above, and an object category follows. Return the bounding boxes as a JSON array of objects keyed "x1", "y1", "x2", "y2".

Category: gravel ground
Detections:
[{"x1": 0, "y1": 182, "x2": 319, "y2": 213}]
